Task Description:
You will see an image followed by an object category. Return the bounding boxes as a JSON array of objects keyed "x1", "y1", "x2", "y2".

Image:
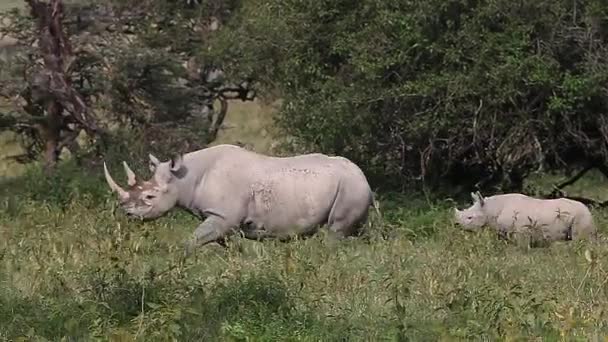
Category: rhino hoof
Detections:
[{"x1": 182, "y1": 240, "x2": 196, "y2": 258}]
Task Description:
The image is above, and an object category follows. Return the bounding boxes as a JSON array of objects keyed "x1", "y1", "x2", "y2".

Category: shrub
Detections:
[{"x1": 205, "y1": 0, "x2": 608, "y2": 193}]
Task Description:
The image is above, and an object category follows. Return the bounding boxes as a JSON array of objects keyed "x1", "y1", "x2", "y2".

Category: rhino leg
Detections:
[
  {"x1": 326, "y1": 182, "x2": 371, "y2": 238},
  {"x1": 240, "y1": 229, "x2": 276, "y2": 241},
  {"x1": 328, "y1": 208, "x2": 369, "y2": 238},
  {"x1": 183, "y1": 216, "x2": 234, "y2": 257}
]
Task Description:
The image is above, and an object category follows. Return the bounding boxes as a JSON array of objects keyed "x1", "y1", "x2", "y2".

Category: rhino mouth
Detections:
[
  {"x1": 123, "y1": 206, "x2": 165, "y2": 221},
  {"x1": 125, "y1": 211, "x2": 154, "y2": 221},
  {"x1": 124, "y1": 212, "x2": 139, "y2": 219}
]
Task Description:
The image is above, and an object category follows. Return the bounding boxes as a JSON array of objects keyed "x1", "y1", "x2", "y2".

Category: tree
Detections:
[
  {"x1": 0, "y1": 0, "x2": 254, "y2": 170},
  {"x1": 0, "y1": 0, "x2": 101, "y2": 171}
]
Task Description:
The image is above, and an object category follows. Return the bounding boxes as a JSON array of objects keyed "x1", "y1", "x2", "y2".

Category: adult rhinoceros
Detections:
[{"x1": 104, "y1": 144, "x2": 379, "y2": 255}]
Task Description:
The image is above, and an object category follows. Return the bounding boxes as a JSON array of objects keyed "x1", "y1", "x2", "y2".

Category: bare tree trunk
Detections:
[
  {"x1": 42, "y1": 100, "x2": 62, "y2": 171},
  {"x1": 25, "y1": 0, "x2": 100, "y2": 171}
]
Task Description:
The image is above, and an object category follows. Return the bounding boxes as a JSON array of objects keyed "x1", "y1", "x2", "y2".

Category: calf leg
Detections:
[{"x1": 183, "y1": 216, "x2": 234, "y2": 257}]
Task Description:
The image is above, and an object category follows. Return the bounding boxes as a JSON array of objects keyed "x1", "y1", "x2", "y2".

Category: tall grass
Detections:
[{"x1": 1, "y1": 160, "x2": 608, "y2": 340}]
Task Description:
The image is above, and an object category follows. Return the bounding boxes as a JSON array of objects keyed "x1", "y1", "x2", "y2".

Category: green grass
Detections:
[{"x1": 1, "y1": 161, "x2": 608, "y2": 340}]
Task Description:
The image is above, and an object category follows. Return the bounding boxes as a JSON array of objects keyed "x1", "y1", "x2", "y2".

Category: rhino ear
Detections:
[
  {"x1": 471, "y1": 192, "x2": 485, "y2": 206},
  {"x1": 170, "y1": 154, "x2": 183, "y2": 172},
  {"x1": 149, "y1": 153, "x2": 161, "y2": 172}
]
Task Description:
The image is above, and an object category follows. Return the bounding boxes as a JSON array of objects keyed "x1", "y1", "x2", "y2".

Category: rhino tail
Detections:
[{"x1": 370, "y1": 191, "x2": 383, "y2": 223}]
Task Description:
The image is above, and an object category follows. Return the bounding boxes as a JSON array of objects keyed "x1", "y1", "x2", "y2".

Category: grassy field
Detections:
[
  {"x1": 3, "y1": 2, "x2": 608, "y2": 341},
  {"x1": 1, "y1": 158, "x2": 608, "y2": 340}
]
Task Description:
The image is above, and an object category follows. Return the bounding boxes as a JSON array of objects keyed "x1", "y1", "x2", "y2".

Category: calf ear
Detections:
[
  {"x1": 470, "y1": 192, "x2": 485, "y2": 206},
  {"x1": 475, "y1": 191, "x2": 485, "y2": 206},
  {"x1": 470, "y1": 192, "x2": 478, "y2": 203}
]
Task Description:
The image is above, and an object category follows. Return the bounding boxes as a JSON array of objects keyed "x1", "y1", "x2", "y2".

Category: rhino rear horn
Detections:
[
  {"x1": 149, "y1": 153, "x2": 161, "y2": 172},
  {"x1": 103, "y1": 162, "x2": 129, "y2": 200},
  {"x1": 122, "y1": 161, "x2": 137, "y2": 186}
]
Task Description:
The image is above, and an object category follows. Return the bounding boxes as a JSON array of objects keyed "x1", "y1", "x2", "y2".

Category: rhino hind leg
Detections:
[
  {"x1": 323, "y1": 179, "x2": 369, "y2": 238},
  {"x1": 565, "y1": 225, "x2": 573, "y2": 241},
  {"x1": 327, "y1": 202, "x2": 370, "y2": 238}
]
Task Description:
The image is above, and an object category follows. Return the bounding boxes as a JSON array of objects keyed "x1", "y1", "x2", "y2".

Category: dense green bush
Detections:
[{"x1": 206, "y1": 0, "x2": 608, "y2": 192}]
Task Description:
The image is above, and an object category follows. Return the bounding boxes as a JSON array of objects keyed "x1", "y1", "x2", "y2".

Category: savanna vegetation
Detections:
[{"x1": 1, "y1": 0, "x2": 608, "y2": 340}]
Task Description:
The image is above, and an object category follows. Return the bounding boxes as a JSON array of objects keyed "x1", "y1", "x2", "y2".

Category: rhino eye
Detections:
[{"x1": 145, "y1": 194, "x2": 156, "y2": 200}]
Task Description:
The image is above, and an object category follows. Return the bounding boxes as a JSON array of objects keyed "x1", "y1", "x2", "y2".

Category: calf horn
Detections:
[
  {"x1": 104, "y1": 162, "x2": 129, "y2": 200},
  {"x1": 122, "y1": 161, "x2": 137, "y2": 186}
]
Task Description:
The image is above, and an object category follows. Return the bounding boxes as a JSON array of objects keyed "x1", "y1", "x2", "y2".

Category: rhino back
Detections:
[
  {"x1": 175, "y1": 145, "x2": 259, "y2": 219},
  {"x1": 482, "y1": 194, "x2": 532, "y2": 219},
  {"x1": 246, "y1": 160, "x2": 341, "y2": 232},
  {"x1": 246, "y1": 153, "x2": 374, "y2": 231},
  {"x1": 183, "y1": 146, "x2": 370, "y2": 232}
]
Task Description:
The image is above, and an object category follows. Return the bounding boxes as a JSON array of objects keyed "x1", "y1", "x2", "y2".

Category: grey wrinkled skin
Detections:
[
  {"x1": 453, "y1": 192, "x2": 597, "y2": 242},
  {"x1": 104, "y1": 144, "x2": 380, "y2": 256}
]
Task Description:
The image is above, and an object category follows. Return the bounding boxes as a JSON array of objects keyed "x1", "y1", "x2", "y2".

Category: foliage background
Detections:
[
  {"x1": 205, "y1": 0, "x2": 608, "y2": 193},
  {"x1": 1, "y1": 0, "x2": 608, "y2": 340}
]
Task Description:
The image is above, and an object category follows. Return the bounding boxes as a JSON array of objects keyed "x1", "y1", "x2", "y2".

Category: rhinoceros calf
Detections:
[
  {"x1": 104, "y1": 144, "x2": 379, "y2": 255},
  {"x1": 453, "y1": 192, "x2": 597, "y2": 241}
]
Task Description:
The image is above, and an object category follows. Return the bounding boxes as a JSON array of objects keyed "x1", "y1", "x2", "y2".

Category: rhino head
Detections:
[
  {"x1": 453, "y1": 191, "x2": 488, "y2": 230},
  {"x1": 104, "y1": 153, "x2": 184, "y2": 220}
]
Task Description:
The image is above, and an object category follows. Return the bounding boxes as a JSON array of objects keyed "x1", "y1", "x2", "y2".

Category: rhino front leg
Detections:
[{"x1": 183, "y1": 216, "x2": 234, "y2": 257}]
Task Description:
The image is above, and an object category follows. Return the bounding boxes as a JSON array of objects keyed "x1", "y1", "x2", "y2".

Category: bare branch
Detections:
[
  {"x1": 547, "y1": 164, "x2": 594, "y2": 198},
  {"x1": 207, "y1": 96, "x2": 227, "y2": 142}
]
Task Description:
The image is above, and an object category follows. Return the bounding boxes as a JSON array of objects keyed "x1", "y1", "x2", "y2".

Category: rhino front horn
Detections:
[
  {"x1": 104, "y1": 162, "x2": 129, "y2": 200},
  {"x1": 122, "y1": 161, "x2": 137, "y2": 186}
]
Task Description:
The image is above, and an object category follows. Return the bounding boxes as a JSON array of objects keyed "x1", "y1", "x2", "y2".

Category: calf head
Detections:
[
  {"x1": 104, "y1": 154, "x2": 184, "y2": 220},
  {"x1": 453, "y1": 192, "x2": 488, "y2": 230}
]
